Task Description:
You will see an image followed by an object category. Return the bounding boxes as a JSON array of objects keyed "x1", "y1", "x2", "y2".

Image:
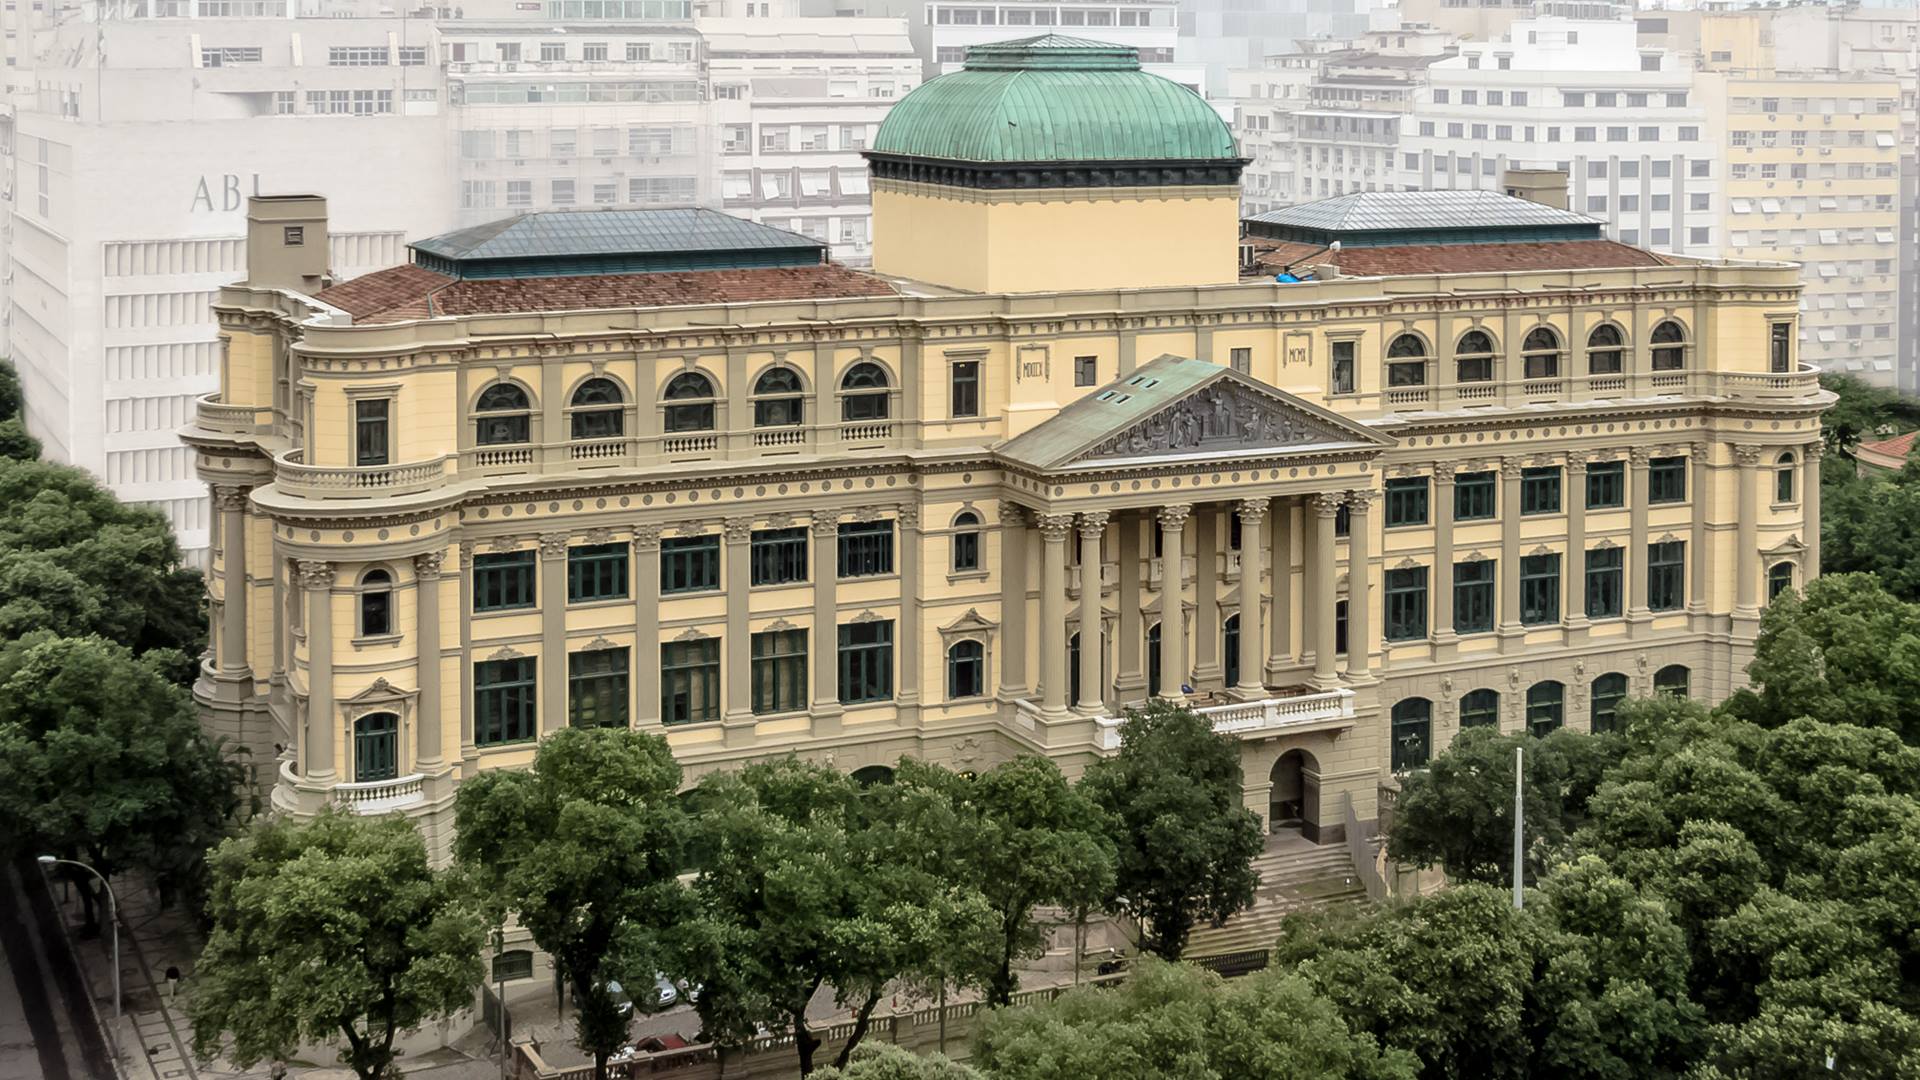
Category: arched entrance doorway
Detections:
[{"x1": 1269, "y1": 749, "x2": 1321, "y2": 841}]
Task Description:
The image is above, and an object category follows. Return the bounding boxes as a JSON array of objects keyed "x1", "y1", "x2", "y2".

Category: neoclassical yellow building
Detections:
[{"x1": 186, "y1": 37, "x2": 1826, "y2": 854}]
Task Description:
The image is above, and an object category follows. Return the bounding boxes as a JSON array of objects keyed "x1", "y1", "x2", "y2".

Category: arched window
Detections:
[
  {"x1": 1775, "y1": 452, "x2": 1797, "y2": 503},
  {"x1": 1223, "y1": 614, "x2": 1240, "y2": 688},
  {"x1": 1586, "y1": 324, "x2": 1625, "y2": 375},
  {"x1": 570, "y1": 377, "x2": 625, "y2": 440},
  {"x1": 1386, "y1": 333, "x2": 1428, "y2": 387},
  {"x1": 352, "y1": 712, "x2": 399, "y2": 782},
  {"x1": 947, "y1": 640, "x2": 985, "y2": 699},
  {"x1": 1146, "y1": 623, "x2": 1161, "y2": 697},
  {"x1": 475, "y1": 383, "x2": 532, "y2": 446},
  {"x1": 840, "y1": 362, "x2": 890, "y2": 422},
  {"x1": 1526, "y1": 680, "x2": 1564, "y2": 736},
  {"x1": 1455, "y1": 329, "x2": 1496, "y2": 383},
  {"x1": 1590, "y1": 672, "x2": 1629, "y2": 733},
  {"x1": 1068, "y1": 631, "x2": 1082, "y2": 704},
  {"x1": 851, "y1": 764, "x2": 896, "y2": 786},
  {"x1": 1391, "y1": 698, "x2": 1432, "y2": 772},
  {"x1": 752, "y1": 366, "x2": 804, "y2": 428},
  {"x1": 662, "y1": 372, "x2": 717, "y2": 433},
  {"x1": 951, "y1": 511, "x2": 981, "y2": 573},
  {"x1": 1650, "y1": 320, "x2": 1687, "y2": 371},
  {"x1": 1522, "y1": 327, "x2": 1562, "y2": 380},
  {"x1": 1768, "y1": 561, "x2": 1796, "y2": 601},
  {"x1": 1459, "y1": 688, "x2": 1500, "y2": 729},
  {"x1": 1654, "y1": 664, "x2": 1690, "y2": 698},
  {"x1": 358, "y1": 569, "x2": 393, "y2": 638}
]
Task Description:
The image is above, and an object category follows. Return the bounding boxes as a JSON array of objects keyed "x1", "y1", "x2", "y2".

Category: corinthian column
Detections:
[
  {"x1": 1156, "y1": 505, "x2": 1192, "y2": 700},
  {"x1": 1036, "y1": 513, "x2": 1075, "y2": 716},
  {"x1": 215, "y1": 485, "x2": 253, "y2": 685},
  {"x1": 1075, "y1": 511, "x2": 1108, "y2": 713},
  {"x1": 1345, "y1": 489, "x2": 1375, "y2": 678},
  {"x1": 1803, "y1": 442, "x2": 1823, "y2": 580},
  {"x1": 1309, "y1": 492, "x2": 1341, "y2": 686},
  {"x1": 1734, "y1": 444, "x2": 1763, "y2": 615},
  {"x1": 997, "y1": 502, "x2": 1029, "y2": 700},
  {"x1": 413, "y1": 551, "x2": 445, "y2": 774},
  {"x1": 298, "y1": 559, "x2": 336, "y2": 783},
  {"x1": 1234, "y1": 498, "x2": 1267, "y2": 698}
]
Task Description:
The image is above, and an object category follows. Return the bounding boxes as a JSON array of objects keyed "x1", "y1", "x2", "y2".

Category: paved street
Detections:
[{"x1": 0, "y1": 862, "x2": 117, "y2": 1080}]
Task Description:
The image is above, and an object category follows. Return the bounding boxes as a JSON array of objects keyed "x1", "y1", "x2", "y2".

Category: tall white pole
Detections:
[
  {"x1": 1512, "y1": 745, "x2": 1525, "y2": 911},
  {"x1": 38, "y1": 856, "x2": 119, "y2": 1017}
]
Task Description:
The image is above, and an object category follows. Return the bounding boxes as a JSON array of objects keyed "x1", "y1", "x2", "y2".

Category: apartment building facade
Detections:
[
  {"x1": 186, "y1": 42, "x2": 1824, "y2": 860},
  {"x1": 921, "y1": 0, "x2": 1201, "y2": 90}
]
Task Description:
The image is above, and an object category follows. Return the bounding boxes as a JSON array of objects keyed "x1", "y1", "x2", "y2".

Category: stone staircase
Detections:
[{"x1": 1184, "y1": 834, "x2": 1370, "y2": 960}]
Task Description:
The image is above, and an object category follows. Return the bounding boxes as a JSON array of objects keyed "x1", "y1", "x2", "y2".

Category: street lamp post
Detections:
[{"x1": 37, "y1": 856, "x2": 120, "y2": 1018}]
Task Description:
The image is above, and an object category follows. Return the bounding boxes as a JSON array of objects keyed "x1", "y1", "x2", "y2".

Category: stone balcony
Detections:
[
  {"x1": 1088, "y1": 688, "x2": 1358, "y2": 750},
  {"x1": 277, "y1": 759, "x2": 428, "y2": 815}
]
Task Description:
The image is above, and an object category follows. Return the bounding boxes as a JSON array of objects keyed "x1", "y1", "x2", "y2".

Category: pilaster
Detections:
[{"x1": 538, "y1": 532, "x2": 569, "y2": 733}]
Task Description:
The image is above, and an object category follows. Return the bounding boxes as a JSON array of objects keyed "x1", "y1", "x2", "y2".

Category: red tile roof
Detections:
[
  {"x1": 315, "y1": 262, "x2": 897, "y2": 323},
  {"x1": 1246, "y1": 239, "x2": 1668, "y2": 278},
  {"x1": 1857, "y1": 430, "x2": 1917, "y2": 461}
]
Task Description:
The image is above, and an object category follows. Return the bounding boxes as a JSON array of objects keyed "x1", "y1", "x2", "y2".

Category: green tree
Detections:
[
  {"x1": 0, "y1": 633, "x2": 244, "y2": 923},
  {"x1": 0, "y1": 357, "x2": 21, "y2": 423},
  {"x1": 813, "y1": 1043, "x2": 985, "y2": 1080},
  {"x1": 1731, "y1": 573, "x2": 1920, "y2": 740},
  {"x1": 189, "y1": 810, "x2": 484, "y2": 1080},
  {"x1": 0, "y1": 416, "x2": 40, "y2": 460},
  {"x1": 973, "y1": 957, "x2": 1415, "y2": 1080},
  {"x1": 1386, "y1": 725, "x2": 1618, "y2": 884},
  {"x1": 454, "y1": 727, "x2": 689, "y2": 1080},
  {"x1": 682, "y1": 758, "x2": 995, "y2": 1075},
  {"x1": 1079, "y1": 701, "x2": 1262, "y2": 961},
  {"x1": 895, "y1": 756, "x2": 1114, "y2": 1004}
]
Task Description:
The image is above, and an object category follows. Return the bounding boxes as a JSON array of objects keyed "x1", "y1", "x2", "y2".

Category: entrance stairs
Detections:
[{"x1": 1184, "y1": 832, "x2": 1370, "y2": 960}]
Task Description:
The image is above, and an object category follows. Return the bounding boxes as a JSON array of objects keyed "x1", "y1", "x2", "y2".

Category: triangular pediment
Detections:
[{"x1": 995, "y1": 354, "x2": 1391, "y2": 472}]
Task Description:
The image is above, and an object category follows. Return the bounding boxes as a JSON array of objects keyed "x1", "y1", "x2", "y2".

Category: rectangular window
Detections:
[
  {"x1": 1385, "y1": 566, "x2": 1428, "y2": 641},
  {"x1": 1770, "y1": 323, "x2": 1793, "y2": 372},
  {"x1": 1454, "y1": 560, "x2": 1495, "y2": 634},
  {"x1": 1648, "y1": 541, "x2": 1686, "y2": 611},
  {"x1": 837, "y1": 620, "x2": 894, "y2": 704},
  {"x1": 354, "y1": 399, "x2": 390, "y2": 466},
  {"x1": 1520, "y1": 553, "x2": 1561, "y2": 625},
  {"x1": 568, "y1": 648, "x2": 629, "y2": 728},
  {"x1": 474, "y1": 657, "x2": 537, "y2": 745},
  {"x1": 1455, "y1": 471, "x2": 1496, "y2": 521},
  {"x1": 661, "y1": 639, "x2": 720, "y2": 725},
  {"x1": 1331, "y1": 340, "x2": 1356, "y2": 394},
  {"x1": 1648, "y1": 456, "x2": 1687, "y2": 503},
  {"x1": 1384, "y1": 477, "x2": 1429, "y2": 528},
  {"x1": 837, "y1": 520, "x2": 893, "y2": 578},
  {"x1": 1586, "y1": 461, "x2": 1625, "y2": 509},
  {"x1": 1521, "y1": 467, "x2": 1561, "y2": 515},
  {"x1": 473, "y1": 551, "x2": 536, "y2": 612},
  {"x1": 750, "y1": 527, "x2": 808, "y2": 586},
  {"x1": 951, "y1": 360, "x2": 980, "y2": 418},
  {"x1": 660, "y1": 535, "x2": 721, "y2": 594},
  {"x1": 567, "y1": 542, "x2": 628, "y2": 603},
  {"x1": 1585, "y1": 547, "x2": 1623, "y2": 618},
  {"x1": 750, "y1": 629, "x2": 807, "y2": 715},
  {"x1": 1230, "y1": 347, "x2": 1251, "y2": 375},
  {"x1": 1074, "y1": 355, "x2": 1097, "y2": 387}
]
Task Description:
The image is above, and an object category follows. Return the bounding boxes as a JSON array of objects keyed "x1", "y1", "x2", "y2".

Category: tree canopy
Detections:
[
  {"x1": 189, "y1": 810, "x2": 484, "y2": 1080},
  {"x1": 1080, "y1": 700, "x2": 1263, "y2": 960}
]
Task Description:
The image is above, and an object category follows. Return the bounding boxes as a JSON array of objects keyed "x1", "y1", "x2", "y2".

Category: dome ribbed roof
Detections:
[{"x1": 871, "y1": 36, "x2": 1238, "y2": 164}]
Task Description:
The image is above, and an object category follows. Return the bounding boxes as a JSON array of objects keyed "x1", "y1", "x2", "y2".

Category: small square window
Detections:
[
  {"x1": 1074, "y1": 355, "x2": 1097, "y2": 387},
  {"x1": 1521, "y1": 467, "x2": 1561, "y2": 515}
]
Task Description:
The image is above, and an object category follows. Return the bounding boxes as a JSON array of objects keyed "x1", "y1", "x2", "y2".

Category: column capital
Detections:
[
  {"x1": 538, "y1": 532, "x2": 570, "y2": 561},
  {"x1": 295, "y1": 559, "x2": 334, "y2": 591},
  {"x1": 896, "y1": 503, "x2": 922, "y2": 530},
  {"x1": 413, "y1": 551, "x2": 446, "y2": 579},
  {"x1": 1432, "y1": 461, "x2": 1457, "y2": 483},
  {"x1": 997, "y1": 500, "x2": 1029, "y2": 527},
  {"x1": 723, "y1": 516, "x2": 754, "y2": 544},
  {"x1": 1565, "y1": 449, "x2": 1588, "y2": 474},
  {"x1": 212, "y1": 484, "x2": 252, "y2": 512},
  {"x1": 1732, "y1": 443, "x2": 1765, "y2": 467},
  {"x1": 1155, "y1": 504, "x2": 1192, "y2": 530},
  {"x1": 633, "y1": 524, "x2": 663, "y2": 552},
  {"x1": 1344, "y1": 488, "x2": 1378, "y2": 514},
  {"x1": 1628, "y1": 446, "x2": 1653, "y2": 468},
  {"x1": 1310, "y1": 491, "x2": 1345, "y2": 518},
  {"x1": 1035, "y1": 513, "x2": 1076, "y2": 542},
  {"x1": 1688, "y1": 440, "x2": 1710, "y2": 458},
  {"x1": 1234, "y1": 498, "x2": 1269, "y2": 524},
  {"x1": 1500, "y1": 457, "x2": 1527, "y2": 480},
  {"x1": 810, "y1": 510, "x2": 842, "y2": 537},
  {"x1": 1076, "y1": 510, "x2": 1110, "y2": 537},
  {"x1": 1804, "y1": 440, "x2": 1826, "y2": 463}
]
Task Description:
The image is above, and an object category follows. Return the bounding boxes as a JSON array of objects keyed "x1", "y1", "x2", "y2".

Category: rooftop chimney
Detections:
[
  {"x1": 1501, "y1": 168, "x2": 1570, "y2": 211},
  {"x1": 245, "y1": 195, "x2": 331, "y2": 294}
]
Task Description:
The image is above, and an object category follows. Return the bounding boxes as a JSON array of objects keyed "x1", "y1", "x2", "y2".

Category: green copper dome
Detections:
[{"x1": 870, "y1": 36, "x2": 1239, "y2": 165}]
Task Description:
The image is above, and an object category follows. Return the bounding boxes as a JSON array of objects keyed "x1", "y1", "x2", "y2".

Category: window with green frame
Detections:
[
  {"x1": 661, "y1": 535, "x2": 721, "y2": 594},
  {"x1": 1383, "y1": 477, "x2": 1429, "y2": 528},
  {"x1": 567, "y1": 543, "x2": 628, "y2": 603},
  {"x1": 1520, "y1": 553, "x2": 1560, "y2": 625},
  {"x1": 1455, "y1": 471, "x2": 1496, "y2": 520},
  {"x1": 1526, "y1": 680, "x2": 1564, "y2": 736},
  {"x1": 1384, "y1": 566, "x2": 1428, "y2": 641},
  {"x1": 1647, "y1": 456, "x2": 1687, "y2": 504},
  {"x1": 1647, "y1": 540, "x2": 1685, "y2": 611},
  {"x1": 1585, "y1": 546, "x2": 1623, "y2": 618},
  {"x1": 1585, "y1": 460, "x2": 1625, "y2": 509},
  {"x1": 750, "y1": 628, "x2": 806, "y2": 715},
  {"x1": 750, "y1": 527, "x2": 808, "y2": 586},
  {"x1": 838, "y1": 619, "x2": 894, "y2": 704},
  {"x1": 473, "y1": 551, "x2": 537, "y2": 612},
  {"x1": 474, "y1": 657, "x2": 537, "y2": 745},
  {"x1": 1459, "y1": 688, "x2": 1499, "y2": 729},
  {"x1": 1454, "y1": 559, "x2": 1495, "y2": 634},
  {"x1": 1390, "y1": 698, "x2": 1432, "y2": 772},
  {"x1": 568, "y1": 647, "x2": 629, "y2": 727},
  {"x1": 837, "y1": 520, "x2": 894, "y2": 578},
  {"x1": 1589, "y1": 672, "x2": 1628, "y2": 732},
  {"x1": 1521, "y1": 467, "x2": 1561, "y2": 515},
  {"x1": 661, "y1": 639, "x2": 720, "y2": 724}
]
